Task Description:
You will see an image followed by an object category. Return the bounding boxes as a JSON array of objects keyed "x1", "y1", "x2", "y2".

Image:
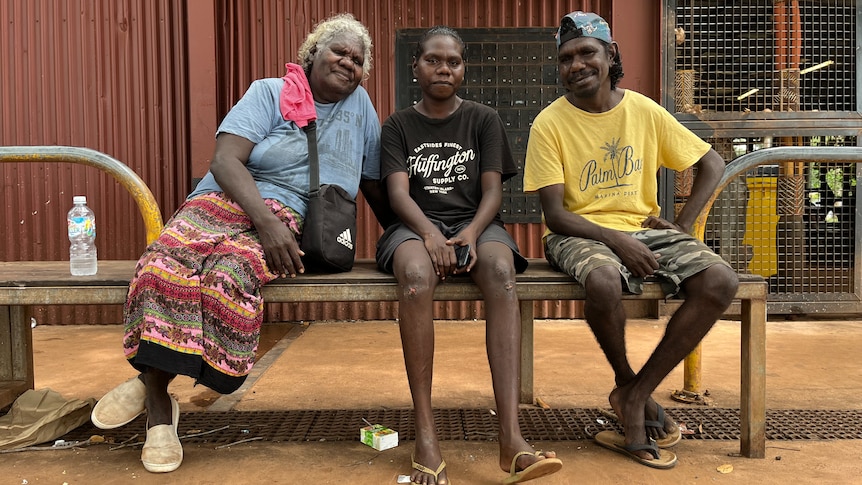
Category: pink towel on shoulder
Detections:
[{"x1": 280, "y1": 63, "x2": 316, "y2": 128}]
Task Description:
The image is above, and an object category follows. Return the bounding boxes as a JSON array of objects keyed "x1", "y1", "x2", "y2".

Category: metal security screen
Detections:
[
  {"x1": 395, "y1": 28, "x2": 565, "y2": 223},
  {"x1": 699, "y1": 136, "x2": 858, "y2": 301},
  {"x1": 673, "y1": 1, "x2": 857, "y2": 113},
  {"x1": 667, "y1": 1, "x2": 862, "y2": 314}
]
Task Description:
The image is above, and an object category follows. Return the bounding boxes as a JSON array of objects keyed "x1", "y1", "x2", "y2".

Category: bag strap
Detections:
[{"x1": 303, "y1": 120, "x2": 320, "y2": 196}]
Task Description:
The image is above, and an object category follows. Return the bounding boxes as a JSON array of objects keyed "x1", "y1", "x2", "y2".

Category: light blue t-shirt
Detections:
[{"x1": 188, "y1": 78, "x2": 381, "y2": 218}]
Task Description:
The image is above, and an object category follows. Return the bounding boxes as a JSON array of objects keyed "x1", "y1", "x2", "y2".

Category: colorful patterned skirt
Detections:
[{"x1": 123, "y1": 193, "x2": 301, "y2": 394}]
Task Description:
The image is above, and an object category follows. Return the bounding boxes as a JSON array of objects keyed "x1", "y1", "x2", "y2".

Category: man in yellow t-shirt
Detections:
[{"x1": 524, "y1": 11, "x2": 739, "y2": 470}]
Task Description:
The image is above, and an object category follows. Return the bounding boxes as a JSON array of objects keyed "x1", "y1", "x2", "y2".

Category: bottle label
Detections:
[{"x1": 68, "y1": 217, "x2": 95, "y2": 238}]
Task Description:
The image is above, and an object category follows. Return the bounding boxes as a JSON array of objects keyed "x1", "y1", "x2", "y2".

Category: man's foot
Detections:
[
  {"x1": 601, "y1": 397, "x2": 681, "y2": 448},
  {"x1": 644, "y1": 400, "x2": 681, "y2": 447},
  {"x1": 608, "y1": 385, "x2": 654, "y2": 462},
  {"x1": 594, "y1": 430, "x2": 677, "y2": 469}
]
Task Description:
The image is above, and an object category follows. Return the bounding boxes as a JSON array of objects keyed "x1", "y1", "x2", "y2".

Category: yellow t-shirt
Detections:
[{"x1": 524, "y1": 90, "x2": 710, "y2": 233}]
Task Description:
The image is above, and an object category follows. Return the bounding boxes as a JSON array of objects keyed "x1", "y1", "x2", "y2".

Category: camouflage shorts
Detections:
[{"x1": 544, "y1": 229, "x2": 731, "y2": 297}]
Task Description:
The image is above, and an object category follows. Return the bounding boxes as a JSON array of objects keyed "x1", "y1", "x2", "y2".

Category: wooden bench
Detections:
[
  {"x1": 29, "y1": 145, "x2": 862, "y2": 459},
  {"x1": 0, "y1": 258, "x2": 768, "y2": 457}
]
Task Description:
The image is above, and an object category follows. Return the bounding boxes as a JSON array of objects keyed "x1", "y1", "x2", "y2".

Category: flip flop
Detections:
[
  {"x1": 411, "y1": 454, "x2": 448, "y2": 484},
  {"x1": 502, "y1": 450, "x2": 563, "y2": 484},
  {"x1": 594, "y1": 430, "x2": 677, "y2": 469},
  {"x1": 599, "y1": 404, "x2": 682, "y2": 449},
  {"x1": 644, "y1": 403, "x2": 682, "y2": 448}
]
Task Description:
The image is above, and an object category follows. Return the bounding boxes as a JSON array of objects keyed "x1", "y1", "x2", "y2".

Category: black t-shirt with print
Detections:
[{"x1": 380, "y1": 100, "x2": 517, "y2": 226}]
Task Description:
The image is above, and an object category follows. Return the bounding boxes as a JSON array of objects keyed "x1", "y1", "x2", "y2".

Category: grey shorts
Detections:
[
  {"x1": 376, "y1": 219, "x2": 528, "y2": 274},
  {"x1": 544, "y1": 229, "x2": 730, "y2": 297}
]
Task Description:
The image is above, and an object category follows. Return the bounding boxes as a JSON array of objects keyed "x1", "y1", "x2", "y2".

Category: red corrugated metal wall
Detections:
[
  {"x1": 0, "y1": 0, "x2": 189, "y2": 325},
  {"x1": 1, "y1": 0, "x2": 661, "y2": 324}
]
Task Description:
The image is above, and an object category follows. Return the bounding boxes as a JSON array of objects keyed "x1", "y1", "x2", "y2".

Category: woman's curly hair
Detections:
[{"x1": 298, "y1": 13, "x2": 373, "y2": 80}]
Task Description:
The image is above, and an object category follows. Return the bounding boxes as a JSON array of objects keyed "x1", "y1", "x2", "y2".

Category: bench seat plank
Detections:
[{"x1": 0, "y1": 260, "x2": 765, "y2": 303}]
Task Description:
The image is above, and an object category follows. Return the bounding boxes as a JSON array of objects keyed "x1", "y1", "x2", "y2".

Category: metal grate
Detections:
[
  {"x1": 395, "y1": 28, "x2": 565, "y2": 223},
  {"x1": 674, "y1": 1, "x2": 857, "y2": 113},
  {"x1": 61, "y1": 407, "x2": 862, "y2": 445}
]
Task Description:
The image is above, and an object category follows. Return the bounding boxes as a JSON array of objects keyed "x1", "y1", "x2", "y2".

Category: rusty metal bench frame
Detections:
[{"x1": 13, "y1": 145, "x2": 859, "y2": 458}]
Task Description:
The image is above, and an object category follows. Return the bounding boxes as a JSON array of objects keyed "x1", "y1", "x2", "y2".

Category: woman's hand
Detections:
[
  {"x1": 424, "y1": 232, "x2": 458, "y2": 279},
  {"x1": 257, "y1": 214, "x2": 304, "y2": 278},
  {"x1": 211, "y1": 133, "x2": 305, "y2": 277},
  {"x1": 448, "y1": 230, "x2": 478, "y2": 274}
]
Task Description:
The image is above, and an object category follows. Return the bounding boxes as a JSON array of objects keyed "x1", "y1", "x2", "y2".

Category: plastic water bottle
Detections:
[{"x1": 67, "y1": 195, "x2": 98, "y2": 275}]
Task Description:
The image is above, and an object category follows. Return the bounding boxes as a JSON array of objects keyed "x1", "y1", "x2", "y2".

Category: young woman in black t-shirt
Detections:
[{"x1": 375, "y1": 26, "x2": 562, "y2": 485}]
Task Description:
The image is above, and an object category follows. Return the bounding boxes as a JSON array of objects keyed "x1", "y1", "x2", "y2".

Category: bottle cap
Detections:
[{"x1": 73, "y1": 195, "x2": 87, "y2": 204}]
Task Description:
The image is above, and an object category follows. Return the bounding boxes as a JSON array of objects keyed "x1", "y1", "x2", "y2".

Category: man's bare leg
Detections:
[{"x1": 608, "y1": 264, "x2": 738, "y2": 459}]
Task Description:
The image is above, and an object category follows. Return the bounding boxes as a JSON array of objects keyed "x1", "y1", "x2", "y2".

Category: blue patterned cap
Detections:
[{"x1": 556, "y1": 11, "x2": 612, "y2": 49}]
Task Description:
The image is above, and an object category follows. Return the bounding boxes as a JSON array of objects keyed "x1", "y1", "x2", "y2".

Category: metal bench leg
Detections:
[
  {"x1": 740, "y1": 296, "x2": 767, "y2": 458},
  {"x1": 519, "y1": 300, "x2": 534, "y2": 404},
  {"x1": 0, "y1": 305, "x2": 33, "y2": 409}
]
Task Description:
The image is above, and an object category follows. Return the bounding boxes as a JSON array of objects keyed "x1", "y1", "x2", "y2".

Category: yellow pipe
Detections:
[
  {"x1": 679, "y1": 200, "x2": 712, "y2": 397},
  {"x1": 0, "y1": 146, "x2": 163, "y2": 244},
  {"x1": 683, "y1": 343, "x2": 702, "y2": 392}
]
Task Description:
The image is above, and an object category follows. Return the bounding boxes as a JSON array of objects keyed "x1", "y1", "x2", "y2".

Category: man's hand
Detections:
[
  {"x1": 606, "y1": 231, "x2": 660, "y2": 278},
  {"x1": 641, "y1": 215, "x2": 684, "y2": 233}
]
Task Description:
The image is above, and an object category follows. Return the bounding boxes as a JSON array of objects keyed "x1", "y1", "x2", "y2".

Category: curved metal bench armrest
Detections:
[
  {"x1": 692, "y1": 146, "x2": 861, "y2": 241},
  {"x1": 0, "y1": 146, "x2": 164, "y2": 244}
]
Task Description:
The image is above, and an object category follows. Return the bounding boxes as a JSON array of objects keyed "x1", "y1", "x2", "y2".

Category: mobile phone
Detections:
[{"x1": 455, "y1": 244, "x2": 471, "y2": 268}]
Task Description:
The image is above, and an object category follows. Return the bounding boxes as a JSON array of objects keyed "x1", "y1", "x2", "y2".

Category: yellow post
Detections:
[
  {"x1": 672, "y1": 204, "x2": 713, "y2": 404},
  {"x1": 684, "y1": 343, "x2": 702, "y2": 391}
]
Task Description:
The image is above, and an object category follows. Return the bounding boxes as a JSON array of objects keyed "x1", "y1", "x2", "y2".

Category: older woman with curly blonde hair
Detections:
[
  {"x1": 90, "y1": 12, "x2": 390, "y2": 474},
  {"x1": 298, "y1": 13, "x2": 373, "y2": 77}
]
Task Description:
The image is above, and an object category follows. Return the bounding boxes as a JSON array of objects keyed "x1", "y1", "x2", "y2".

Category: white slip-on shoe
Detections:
[
  {"x1": 141, "y1": 396, "x2": 182, "y2": 473},
  {"x1": 91, "y1": 375, "x2": 146, "y2": 429}
]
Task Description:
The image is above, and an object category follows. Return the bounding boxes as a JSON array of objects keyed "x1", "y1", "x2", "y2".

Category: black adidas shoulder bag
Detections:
[{"x1": 299, "y1": 121, "x2": 357, "y2": 272}]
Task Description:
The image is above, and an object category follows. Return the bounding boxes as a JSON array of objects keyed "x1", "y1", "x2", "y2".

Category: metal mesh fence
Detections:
[
  {"x1": 672, "y1": 2, "x2": 859, "y2": 311},
  {"x1": 674, "y1": 0, "x2": 857, "y2": 113},
  {"x1": 685, "y1": 136, "x2": 858, "y2": 297}
]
